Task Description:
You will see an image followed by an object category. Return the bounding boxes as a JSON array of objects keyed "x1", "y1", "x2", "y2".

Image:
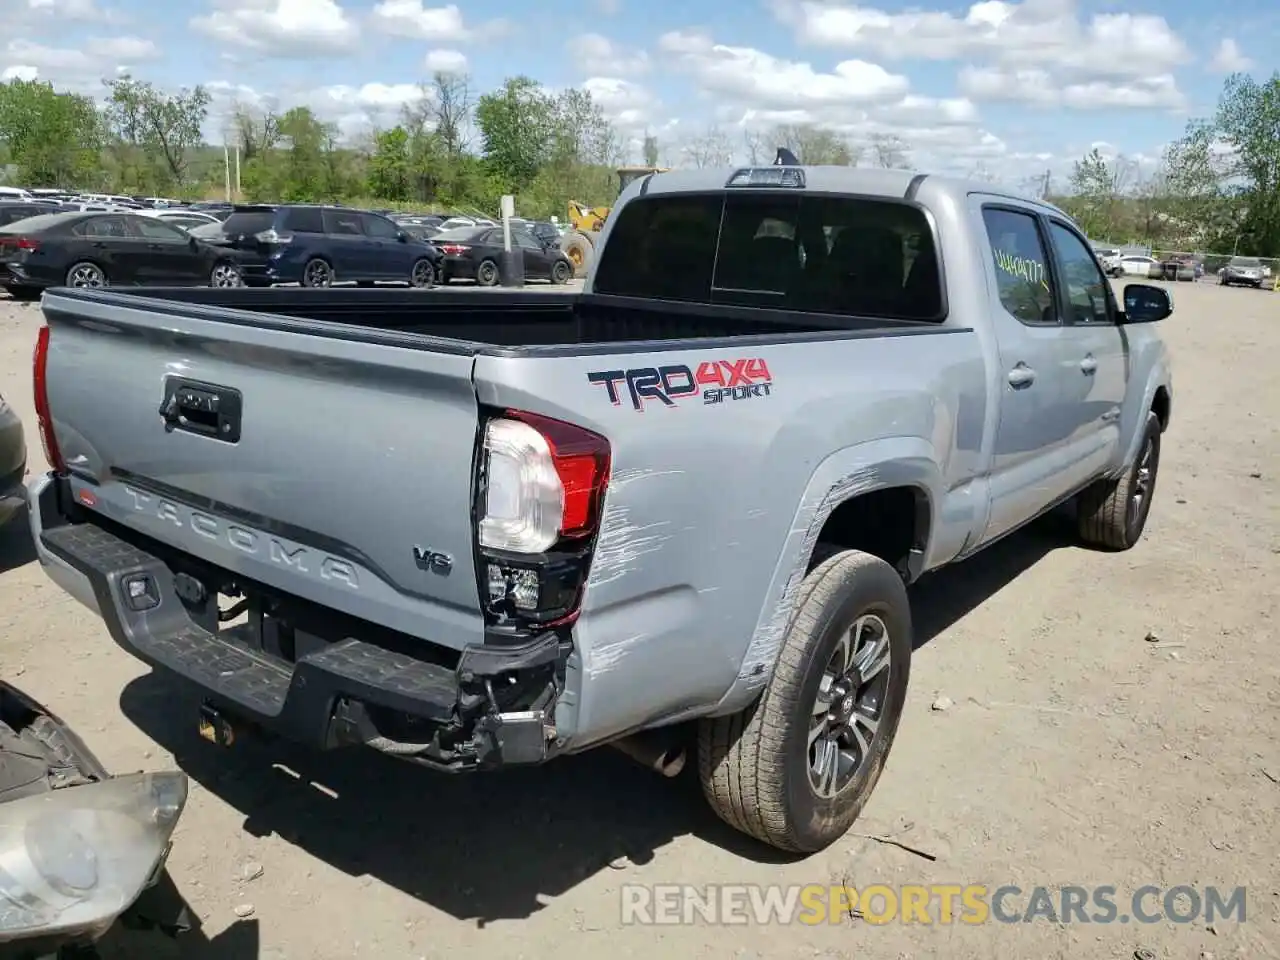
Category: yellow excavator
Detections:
[{"x1": 561, "y1": 165, "x2": 669, "y2": 278}]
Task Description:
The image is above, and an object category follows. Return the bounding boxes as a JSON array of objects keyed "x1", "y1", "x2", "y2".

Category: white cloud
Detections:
[
  {"x1": 959, "y1": 66, "x2": 1183, "y2": 110},
  {"x1": 658, "y1": 29, "x2": 909, "y2": 111},
  {"x1": 0, "y1": 36, "x2": 158, "y2": 89},
  {"x1": 582, "y1": 76, "x2": 658, "y2": 134},
  {"x1": 368, "y1": 1, "x2": 509, "y2": 42},
  {"x1": 15, "y1": 0, "x2": 115, "y2": 22},
  {"x1": 190, "y1": 0, "x2": 359, "y2": 56},
  {"x1": 204, "y1": 78, "x2": 423, "y2": 142},
  {"x1": 572, "y1": 33, "x2": 649, "y2": 76},
  {"x1": 1208, "y1": 38, "x2": 1251, "y2": 73},
  {"x1": 776, "y1": 0, "x2": 1190, "y2": 108},
  {"x1": 423, "y1": 49, "x2": 467, "y2": 73}
]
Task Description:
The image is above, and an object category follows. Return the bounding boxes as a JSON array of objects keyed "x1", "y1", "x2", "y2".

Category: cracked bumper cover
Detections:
[{"x1": 28, "y1": 473, "x2": 566, "y2": 770}]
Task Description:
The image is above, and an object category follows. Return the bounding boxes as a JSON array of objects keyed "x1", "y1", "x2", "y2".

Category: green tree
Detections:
[
  {"x1": 475, "y1": 76, "x2": 554, "y2": 190},
  {"x1": 773, "y1": 124, "x2": 859, "y2": 165},
  {"x1": 0, "y1": 79, "x2": 103, "y2": 186},
  {"x1": 368, "y1": 126, "x2": 413, "y2": 201},
  {"x1": 105, "y1": 75, "x2": 210, "y2": 191},
  {"x1": 642, "y1": 132, "x2": 659, "y2": 167},
  {"x1": 1214, "y1": 72, "x2": 1280, "y2": 255},
  {"x1": 1062, "y1": 148, "x2": 1135, "y2": 239}
]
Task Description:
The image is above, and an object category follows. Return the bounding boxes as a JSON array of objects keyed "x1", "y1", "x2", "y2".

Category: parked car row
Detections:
[{"x1": 0, "y1": 201, "x2": 578, "y2": 298}]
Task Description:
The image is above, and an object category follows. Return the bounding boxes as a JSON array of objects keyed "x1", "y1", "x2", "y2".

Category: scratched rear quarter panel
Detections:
[{"x1": 474, "y1": 328, "x2": 980, "y2": 747}]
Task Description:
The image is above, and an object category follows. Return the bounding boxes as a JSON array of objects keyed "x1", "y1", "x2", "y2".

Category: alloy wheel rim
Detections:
[
  {"x1": 307, "y1": 262, "x2": 330, "y2": 285},
  {"x1": 412, "y1": 261, "x2": 433, "y2": 286},
  {"x1": 70, "y1": 265, "x2": 103, "y2": 287},
  {"x1": 808, "y1": 613, "x2": 892, "y2": 799},
  {"x1": 212, "y1": 264, "x2": 240, "y2": 287},
  {"x1": 1128, "y1": 438, "x2": 1155, "y2": 527}
]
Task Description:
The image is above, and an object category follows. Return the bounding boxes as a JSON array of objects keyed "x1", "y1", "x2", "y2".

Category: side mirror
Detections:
[
  {"x1": 1122, "y1": 283, "x2": 1172, "y2": 323},
  {"x1": 397, "y1": 231, "x2": 409, "y2": 243}
]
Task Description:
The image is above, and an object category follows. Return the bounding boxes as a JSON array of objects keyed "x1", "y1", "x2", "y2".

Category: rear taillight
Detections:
[
  {"x1": 476, "y1": 410, "x2": 610, "y2": 625},
  {"x1": 437, "y1": 244, "x2": 469, "y2": 256},
  {"x1": 254, "y1": 229, "x2": 292, "y2": 244},
  {"x1": 14, "y1": 236, "x2": 39, "y2": 251},
  {"x1": 33, "y1": 325, "x2": 66, "y2": 473}
]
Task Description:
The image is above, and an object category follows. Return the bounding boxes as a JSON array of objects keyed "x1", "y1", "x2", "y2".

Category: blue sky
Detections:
[{"x1": 4, "y1": 0, "x2": 1276, "y2": 185}]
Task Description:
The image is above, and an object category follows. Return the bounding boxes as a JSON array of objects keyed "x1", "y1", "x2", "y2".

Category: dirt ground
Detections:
[{"x1": 0, "y1": 280, "x2": 1276, "y2": 960}]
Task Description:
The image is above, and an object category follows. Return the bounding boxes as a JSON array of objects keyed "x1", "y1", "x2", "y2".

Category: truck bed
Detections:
[{"x1": 48, "y1": 287, "x2": 927, "y2": 355}]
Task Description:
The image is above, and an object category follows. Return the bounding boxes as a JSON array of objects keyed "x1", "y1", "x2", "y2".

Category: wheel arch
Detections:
[{"x1": 711, "y1": 437, "x2": 942, "y2": 716}]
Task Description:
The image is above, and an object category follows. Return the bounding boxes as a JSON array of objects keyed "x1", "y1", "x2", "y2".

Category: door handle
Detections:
[
  {"x1": 1080, "y1": 355, "x2": 1098, "y2": 375},
  {"x1": 1008, "y1": 363, "x2": 1036, "y2": 388}
]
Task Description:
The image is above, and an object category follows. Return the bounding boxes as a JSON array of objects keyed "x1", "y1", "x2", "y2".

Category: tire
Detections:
[
  {"x1": 209, "y1": 261, "x2": 242, "y2": 288},
  {"x1": 476, "y1": 260, "x2": 499, "y2": 287},
  {"x1": 301, "y1": 258, "x2": 332, "y2": 288},
  {"x1": 1076, "y1": 411, "x2": 1161, "y2": 551},
  {"x1": 698, "y1": 549, "x2": 912, "y2": 853},
  {"x1": 550, "y1": 258, "x2": 572, "y2": 285},
  {"x1": 65, "y1": 261, "x2": 106, "y2": 288},
  {"x1": 409, "y1": 258, "x2": 435, "y2": 289},
  {"x1": 560, "y1": 232, "x2": 594, "y2": 279}
]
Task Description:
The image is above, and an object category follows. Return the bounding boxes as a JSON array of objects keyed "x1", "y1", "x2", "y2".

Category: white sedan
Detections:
[{"x1": 1116, "y1": 255, "x2": 1159, "y2": 278}]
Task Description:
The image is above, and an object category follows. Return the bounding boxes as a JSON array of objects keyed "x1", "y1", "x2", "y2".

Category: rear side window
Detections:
[
  {"x1": 981, "y1": 208, "x2": 1055, "y2": 325},
  {"x1": 361, "y1": 213, "x2": 400, "y2": 239},
  {"x1": 222, "y1": 211, "x2": 277, "y2": 235},
  {"x1": 594, "y1": 193, "x2": 943, "y2": 320},
  {"x1": 323, "y1": 209, "x2": 364, "y2": 236},
  {"x1": 281, "y1": 207, "x2": 324, "y2": 233},
  {"x1": 75, "y1": 216, "x2": 129, "y2": 238}
]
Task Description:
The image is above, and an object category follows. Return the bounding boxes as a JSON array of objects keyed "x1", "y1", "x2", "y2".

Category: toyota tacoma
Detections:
[{"x1": 28, "y1": 164, "x2": 1173, "y2": 852}]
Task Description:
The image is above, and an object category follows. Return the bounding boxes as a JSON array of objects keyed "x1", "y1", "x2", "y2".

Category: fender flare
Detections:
[
  {"x1": 1116, "y1": 361, "x2": 1173, "y2": 474},
  {"x1": 713, "y1": 436, "x2": 943, "y2": 713}
]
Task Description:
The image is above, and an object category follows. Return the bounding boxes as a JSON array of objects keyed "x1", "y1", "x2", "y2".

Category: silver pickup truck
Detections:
[{"x1": 28, "y1": 166, "x2": 1173, "y2": 853}]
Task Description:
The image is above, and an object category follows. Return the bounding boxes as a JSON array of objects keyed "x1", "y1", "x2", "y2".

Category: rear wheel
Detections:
[
  {"x1": 65, "y1": 262, "x2": 106, "y2": 288},
  {"x1": 209, "y1": 261, "x2": 242, "y2": 287},
  {"x1": 409, "y1": 258, "x2": 435, "y2": 289},
  {"x1": 698, "y1": 549, "x2": 912, "y2": 852},
  {"x1": 550, "y1": 259, "x2": 572, "y2": 285},
  {"x1": 476, "y1": 259, "x2": 499, "y2": 287},
  {"x1": 301, "y1": 258, "x2": 332, "y2": 287},
  {"x1": 560, "y1": 232, "x2": 593, "y2": 278}
]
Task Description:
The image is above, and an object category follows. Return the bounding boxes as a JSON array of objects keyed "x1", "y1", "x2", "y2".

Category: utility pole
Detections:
[
  {"x1": 234, "y1": 147, "x2": 241, "y2": 199},
  {"x1": 1041, "y1": 169, "x2": 1051, "y2": 200},
  {"x1": 223, "y1": 143, "x2": 231, "y2": 202}
]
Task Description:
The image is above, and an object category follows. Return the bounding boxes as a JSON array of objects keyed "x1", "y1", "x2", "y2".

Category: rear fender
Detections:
[{"x1": 711, "y1": 436, "x2": 942, "y2": 715}]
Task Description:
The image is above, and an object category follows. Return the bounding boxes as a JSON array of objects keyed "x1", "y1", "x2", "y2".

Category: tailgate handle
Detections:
[{"x1": 160, "y1": 378, "x2": 242, "y2": 443}]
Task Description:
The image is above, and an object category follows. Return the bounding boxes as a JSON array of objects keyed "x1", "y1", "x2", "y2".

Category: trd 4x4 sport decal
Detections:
[{"x1": 587, "y1": 359, "x2": 773, "y2": 411}]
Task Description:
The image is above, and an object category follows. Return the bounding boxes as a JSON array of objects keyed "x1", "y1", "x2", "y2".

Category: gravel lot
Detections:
[{"x1": 0, "y1": 281, "x2": 1276, "y2": 960}]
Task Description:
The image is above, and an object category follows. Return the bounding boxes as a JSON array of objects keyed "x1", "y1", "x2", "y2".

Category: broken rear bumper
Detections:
[{"x1": 29, "y1": 473, "x2": 566, "y2": 771}]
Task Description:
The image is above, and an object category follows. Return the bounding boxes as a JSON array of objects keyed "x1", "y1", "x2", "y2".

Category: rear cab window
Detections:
[{"x1": 593, "y1": 192, "x2": 944, "y2": 322}]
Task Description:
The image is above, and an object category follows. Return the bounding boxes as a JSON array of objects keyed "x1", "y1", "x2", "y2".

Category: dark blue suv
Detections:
[{"x1": 194, "y1": 204, "x2": 442, "y2": 288}]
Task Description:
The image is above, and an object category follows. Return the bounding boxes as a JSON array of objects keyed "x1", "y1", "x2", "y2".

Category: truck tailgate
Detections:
[{"x1": 40, "y1": 292, "x2": 485, "y2": 649}]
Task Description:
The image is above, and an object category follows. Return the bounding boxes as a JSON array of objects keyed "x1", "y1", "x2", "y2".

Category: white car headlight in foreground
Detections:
[{"x1": 0, "y1": 771, "x2": 187, "y2": 943}]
